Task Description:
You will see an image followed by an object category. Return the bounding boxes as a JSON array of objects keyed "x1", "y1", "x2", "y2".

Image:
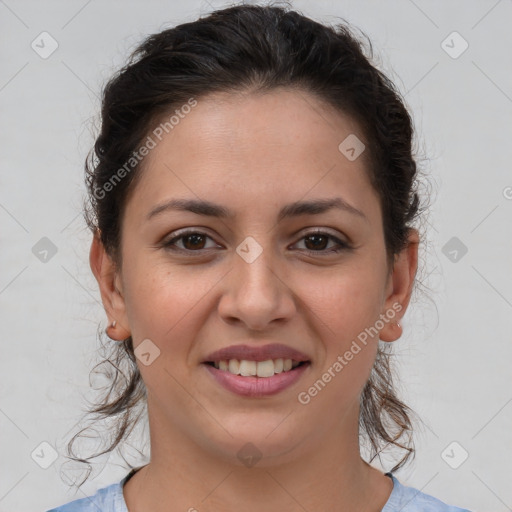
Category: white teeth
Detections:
[
  {"x1": 239, "y1": 360, "x2": 256, "y2": 376},
  {"x1": 212, "y1": 358, "x2": 302, "y2": 377},
  {"x1": 228, "y1": 359, "x2": 239, "y2": 374},
  {"x1": 256, "y1": 360, "x2": 274, "y2": 377}
]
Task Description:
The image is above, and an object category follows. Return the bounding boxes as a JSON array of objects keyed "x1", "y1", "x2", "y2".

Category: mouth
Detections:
[
  {"x1": 202, "y1": 359, "x2": 311, "y2": 397},
  {"x1": 203, "y1": 358, "x2": 309, "y2": 377}
]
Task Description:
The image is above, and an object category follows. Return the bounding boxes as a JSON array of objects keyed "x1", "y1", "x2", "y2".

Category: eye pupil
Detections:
[
  {"x1": 183, "y1": 234, "x2": 205, "y2": 250},
  {"x1": 305, "y1": 234, "x2": 328, "y2": 250}
]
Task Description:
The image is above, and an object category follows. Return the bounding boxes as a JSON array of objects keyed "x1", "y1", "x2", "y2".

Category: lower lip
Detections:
[{"x1": 203, "y1": 362, "x2": 310, "y2": 397}]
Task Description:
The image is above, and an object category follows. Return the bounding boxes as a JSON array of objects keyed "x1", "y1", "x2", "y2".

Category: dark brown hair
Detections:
[{"x1": 68, "y1": 2, "x2": 424, "y2": 485}]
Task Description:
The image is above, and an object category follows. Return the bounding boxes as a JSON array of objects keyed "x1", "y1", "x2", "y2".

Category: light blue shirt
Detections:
[{"x1": 47, "y1": 470, "x2": 472, "y2": 511}]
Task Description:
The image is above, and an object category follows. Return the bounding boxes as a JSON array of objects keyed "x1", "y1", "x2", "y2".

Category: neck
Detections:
[{"x1": 123, "y1": 397, "x2": 393, "y2": 512}]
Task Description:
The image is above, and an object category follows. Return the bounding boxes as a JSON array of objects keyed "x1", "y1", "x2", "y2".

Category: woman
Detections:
[{"x1": 48, "y1": 4, "x2": 472, "y2": 511}]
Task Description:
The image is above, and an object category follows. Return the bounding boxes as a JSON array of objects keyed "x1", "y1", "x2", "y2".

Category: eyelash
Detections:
[{"x1": 162, "y1": 229, "x2": 351, "y2": 256}]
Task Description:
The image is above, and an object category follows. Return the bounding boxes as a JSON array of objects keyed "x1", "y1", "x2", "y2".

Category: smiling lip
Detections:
[
  {"x1": 203, "y1": 361, "x2": 310, "y2": 397},
  {"x1": 203, "y1": 343, "x2": 310, "y2": 364}
]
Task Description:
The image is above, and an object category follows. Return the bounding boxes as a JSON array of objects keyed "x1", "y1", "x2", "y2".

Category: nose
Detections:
[{"x1": 217, "y1": 241, "x2": 296, "y2": 331}]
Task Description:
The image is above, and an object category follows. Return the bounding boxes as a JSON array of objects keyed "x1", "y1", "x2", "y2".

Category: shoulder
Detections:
[
  {"x1": 383, "y1": 473, "x2": 473, "y2": 512},
  {"x1": 45, "y1": 480, "x2": 127, "y2": 512}
]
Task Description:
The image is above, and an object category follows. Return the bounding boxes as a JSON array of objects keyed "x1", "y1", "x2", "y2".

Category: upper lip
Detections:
[{"x1": 203, "y1": 343, "x2": 311, "y2": 363}]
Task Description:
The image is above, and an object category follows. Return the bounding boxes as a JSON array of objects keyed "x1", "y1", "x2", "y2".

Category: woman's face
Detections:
[{"x1": 93, "y1": 88, "x2": 416, "y2": 465}]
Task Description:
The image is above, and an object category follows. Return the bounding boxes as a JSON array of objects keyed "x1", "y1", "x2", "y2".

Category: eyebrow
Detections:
[{"x1": 146, "y1": 197, "x2": 367, "y2": 222}]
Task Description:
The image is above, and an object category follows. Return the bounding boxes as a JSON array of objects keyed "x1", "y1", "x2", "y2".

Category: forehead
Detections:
[
  {"x1": 154, "y1": 88, "x2": 369, "y2": 168},
  {"x1": 124, "y1": 88, "x2": 380, "y2": 223}
]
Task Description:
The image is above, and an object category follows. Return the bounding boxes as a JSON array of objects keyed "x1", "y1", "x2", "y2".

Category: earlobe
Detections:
[
  {"x1": 379, "y1": 228, "x2": 419, "y2": 342},
  {"x1": 89, "y1": 232, "x2": 131, "y2": 340}
]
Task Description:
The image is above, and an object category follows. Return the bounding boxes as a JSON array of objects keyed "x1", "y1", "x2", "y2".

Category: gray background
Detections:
[{"x1": 1, "y1": 0, "x2": 511, "y2": 510}]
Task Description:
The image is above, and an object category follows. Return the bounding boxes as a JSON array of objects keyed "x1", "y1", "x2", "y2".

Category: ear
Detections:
[
  {"x1": 89, "y1": 232, "x2": 131, "y2": 340},
  {"x1": 379, "y1": 228, "x2": 419, "y2": 342}
]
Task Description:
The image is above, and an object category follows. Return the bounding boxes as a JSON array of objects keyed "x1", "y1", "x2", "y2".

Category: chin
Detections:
[{"x1": 200, "y1": 422, "x2": 308, "y2": 468}]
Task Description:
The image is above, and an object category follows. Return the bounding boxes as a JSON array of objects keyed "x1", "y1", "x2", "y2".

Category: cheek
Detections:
[
  {"x1": 122, "y1": 260, "x2": 218, "y2": 347},
  {"x1": 298, "y1": 276, "x2": 383, "y2": 414},
  {"x1": 297, "y1": 261, "x2": 386, "y2": 399},
  {"x1": 301, "y1": 262, "x2": 386, "y2": 342}
]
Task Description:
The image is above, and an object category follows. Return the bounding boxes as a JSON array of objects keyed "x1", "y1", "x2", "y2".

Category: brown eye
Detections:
[
  {"x1": 304, "y1": 234, "x2": 329, "y2": 251},
  {"x1": 182, "y1": 233, "x2": 207, "y2": 250},
  {"x1": 164, "y1": 231, "x2": 220, "y2": 252},
  {"x1": 293, "y1": 231, "x2": 350, "y2": 255}
]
